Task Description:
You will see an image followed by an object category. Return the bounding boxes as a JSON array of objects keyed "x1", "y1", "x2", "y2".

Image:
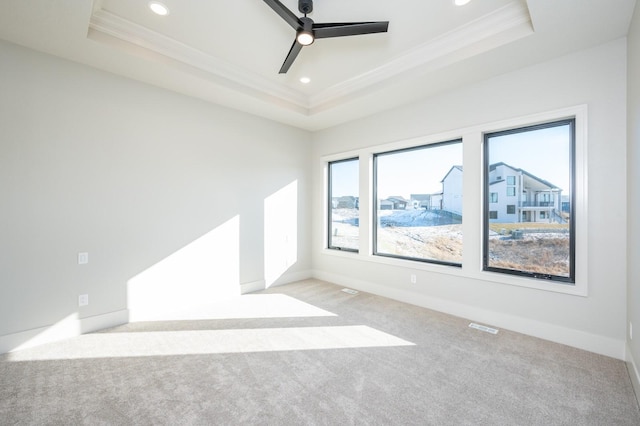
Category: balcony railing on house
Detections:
[{"x1": 519, "y1": 201, "x2": 556, "y2": 207}]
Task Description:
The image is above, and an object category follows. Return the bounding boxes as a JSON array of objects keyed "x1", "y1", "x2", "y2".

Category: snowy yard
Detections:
[{"x1": 330, "y1": 208, "x2": 570, "y2": 276}]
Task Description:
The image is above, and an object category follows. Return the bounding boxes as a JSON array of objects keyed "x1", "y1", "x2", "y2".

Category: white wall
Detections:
[
  {"x1": 312, "y1": 39, "x2": 628, "y2": 359},
  {"x1": 0, "y1": 40, "x2": 312, "y2": 351},
  {"x1": 627, "y1": 1, "x2": 640, "y2": 399}
]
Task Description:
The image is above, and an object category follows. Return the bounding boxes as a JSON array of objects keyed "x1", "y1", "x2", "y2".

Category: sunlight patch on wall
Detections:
[
  {"x1": 127, "y1": 216, "x2": 240, "y2": 321},
  {"x1": 7, "y1": 326, "x2": 414, "y2": 361},
  {"x1": 264, "y1": 181, "x2": 298, "y2": 287}
]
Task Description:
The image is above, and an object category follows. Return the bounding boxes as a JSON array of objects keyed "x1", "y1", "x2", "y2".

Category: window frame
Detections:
[
  {"x1": 372, "y1": 139, "x2": 463, "y2": 267},
  {"x1": 320, "y1": 105, "x2": 587, "y2": 297},
  {"x1": 327, "y1": 157, "x2": 360, "y2": 253},
  {"x1": 482, "y1": 119, "x2": 576, "y2": 284}
]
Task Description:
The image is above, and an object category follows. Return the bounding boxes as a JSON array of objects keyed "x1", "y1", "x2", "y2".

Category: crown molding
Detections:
[
  {"x1": 308, "y1": 1, "x2": 533, "y2": 110},
  {"x1": 88, "y1": 1, "x2": 531, "y2": 118},
  {"x1": 89, "y1": 9, "x2": 310, "y2": 110}
]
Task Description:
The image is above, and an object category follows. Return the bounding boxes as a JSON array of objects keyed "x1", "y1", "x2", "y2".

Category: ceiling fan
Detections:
[{"x1": 263, "y1": 0, "x2": 389, "y2": 74}]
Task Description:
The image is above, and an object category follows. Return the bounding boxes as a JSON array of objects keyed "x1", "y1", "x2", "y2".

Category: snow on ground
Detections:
[{"x1": 329, "y1": 208, "x2": 570, "y2": 276}]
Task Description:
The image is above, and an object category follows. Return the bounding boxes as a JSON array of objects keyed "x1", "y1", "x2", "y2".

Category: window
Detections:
[
  {"x1": 507, "y1": 176, "x2": 516, "y2": 185},
  {"x1": 374, "y1": 140, "x2": 462, "y2": 266},
  {"x1": 328, "y1": 158, "x2": 359, "y2": 252},
  {"x1": 507, "y1": 187, "x2": 516, "y2": 196},
  {"x1": 484, "y1": 119, "x2": 575, "y2": 283},
  {"x1": 490, "y1": 192, "x2": 498, "y2": 203}
]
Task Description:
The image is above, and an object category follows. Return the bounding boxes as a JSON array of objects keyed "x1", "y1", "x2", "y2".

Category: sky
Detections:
[{"x1": 330, "y1": 122, "x2": 572, "y2": 199}]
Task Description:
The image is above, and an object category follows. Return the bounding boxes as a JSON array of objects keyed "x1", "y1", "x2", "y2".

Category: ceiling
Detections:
[{"x1": 0, "y1": 0, "x2": 636, "y2": 130}]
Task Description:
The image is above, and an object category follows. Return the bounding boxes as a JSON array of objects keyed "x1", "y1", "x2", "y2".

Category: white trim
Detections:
[
  {"x1": 267, "y1": 269, "x2": 314, "y2": 289},
  {"x1": 88, "y1": 2, "x2": 531, "y2": 117},
  {"x1": 89, "y1": 9, "x2": 308, "y2": 110},
  {"x1": 0, "y1": 310, "x2": 128, "y2": 355},
  {"x1": 309, "y1": 1, "x2": 533, "y2": 110},
  {"x1": 313, "y1": 270, "x2": 624, "y2": 359},
  {"x1": 320, "y1": 105, "x2": 588, "y2": 297},
  {"x1": 240, "y1": 280, "x2": 266, "y2": 295},
  {"x1": 628, "y1": 345, "x2": 640, "y2": 407}
]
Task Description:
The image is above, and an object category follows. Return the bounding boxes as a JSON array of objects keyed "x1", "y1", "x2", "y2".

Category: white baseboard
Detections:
[
  {"x1": 240, "y1": 280, "x2": 265, "y2": 294},
  {"x1": 312, "y1": 270, "x2": 626, "y2": 360},
  {"x1": 267, "y1": 269, "x2": 314, "y2": 289},
  {"x1": 240, "y1": 270, "x2": 313, "y2": 295},
  {"x1": 0, "y1": 309, "x2": 128, "y2": 355},
  {"x1": 627, "y1": 345, "x2": 640, "y2": 407}
]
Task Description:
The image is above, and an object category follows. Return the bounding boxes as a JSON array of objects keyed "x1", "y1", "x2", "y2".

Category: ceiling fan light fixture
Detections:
[
  {"x1": 297, "y1": 31, "x2": 314, "y2": 46},
  {"x1": 149, "y1": 1, "x2": 169, "y2": 16},
  {"x1": 297, "y1": 17, "x2": 315, "y2": 46}
]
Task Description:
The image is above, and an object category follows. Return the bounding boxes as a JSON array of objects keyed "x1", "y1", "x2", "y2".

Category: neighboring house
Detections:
[
  {"x1": 332, "y1": 196, "x2": 358, "y2": 209},
  {"x1": 440, "y1": 163, "x2": 564, "y2": 223},
  {"x1": 561, "y1": 195, "x2": 571, "y2": 213},
  {"x1": 386, "y1": 196, "x2": 409, "y2": 210},
  {"x1": 430, "y1": 192, "x2": 443, "y2": 210},
  {"x1": 441, "y1": 166, "x2": 463, "y2": 216},
  {"x1": 488, "y1": 162, "x2": 563, "y2": 223},
  {"x1": 410, "y1": 194, "x2": 431, "y2": 209},
  {"x1": 379, "y1": 199, "x2": 394, "y2": 210}
]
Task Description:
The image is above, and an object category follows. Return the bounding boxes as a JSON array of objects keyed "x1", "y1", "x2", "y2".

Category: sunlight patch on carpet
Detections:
[{"x1": 7, "y1": 326, "x2": 414, "y2": 361}]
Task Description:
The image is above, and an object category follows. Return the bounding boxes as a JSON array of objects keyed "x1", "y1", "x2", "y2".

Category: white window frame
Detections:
[{"x1": 320, "y1": 105, "x2": 588, "y2": 297}]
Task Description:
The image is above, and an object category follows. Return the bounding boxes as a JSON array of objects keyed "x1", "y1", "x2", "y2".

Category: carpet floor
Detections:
[{"x1": 1, "y1": 279, "x2": 639, "y2": 425}]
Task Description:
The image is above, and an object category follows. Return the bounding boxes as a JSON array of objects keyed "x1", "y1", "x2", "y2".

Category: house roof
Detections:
[
  {"x1": 489, "y1": 162, "x2": 560, "y2": 190},
  {"x1": 440, "y1": 165, "x2": 463, "y2": 183},
  {"x1": 410, "y1": 194, "x2": 431, "y2": 201},
  {"x1": 440, "y1": 163, "x2": 560, "y2": 190}
]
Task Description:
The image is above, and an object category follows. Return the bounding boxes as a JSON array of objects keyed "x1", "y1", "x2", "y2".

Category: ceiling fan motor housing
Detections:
[{"x1": 299, "y1": 0, "x2": 313, "y2": 14}]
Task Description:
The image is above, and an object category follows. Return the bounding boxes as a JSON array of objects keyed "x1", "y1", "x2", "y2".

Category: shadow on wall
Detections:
[{"x1": 1, "y1": 180, "x2": 302, "y2": 352}]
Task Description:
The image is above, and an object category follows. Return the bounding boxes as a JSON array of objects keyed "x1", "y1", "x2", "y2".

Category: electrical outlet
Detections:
[
  {"x1": 410, "y1": 274, "x2": 417, "y2": 284},
  {"x1": 78, "y1": 252, "x2": 89, "y2": 265},
  {"x1": 78, "y1": 294, "x2": 89, "y2": 307}
]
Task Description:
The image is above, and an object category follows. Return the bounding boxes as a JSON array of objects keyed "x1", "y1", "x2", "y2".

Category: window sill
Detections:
[{"x1": 321, "y1": 247, "x2": 587, "y2": 297}]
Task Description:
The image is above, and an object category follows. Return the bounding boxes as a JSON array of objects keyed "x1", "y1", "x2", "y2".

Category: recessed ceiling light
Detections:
[
  {"x1": 300, "y1": 77, "x2": 311, "y2": 84},
  {"x1": 454, "y1": 0, "x2": 472, "y2": 6},
  {"x1": 149, "y1": 1, "x2": 169, "y2": 16}
]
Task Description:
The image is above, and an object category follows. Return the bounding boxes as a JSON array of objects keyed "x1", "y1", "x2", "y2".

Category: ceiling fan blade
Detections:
[
  {"x1": 279, "y1": 40, "x2": 304, "y2": 74},
  {"x1": 263, "y1": 0, "x2": 303, "y2": 30},
  {"x1": 313, "y1": 21, "x2": 389, "y2": 39}
]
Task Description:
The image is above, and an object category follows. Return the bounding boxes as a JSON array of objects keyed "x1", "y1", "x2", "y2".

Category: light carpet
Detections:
[{"x1": 1, "y1": 279, "x2": 638, "y2": 425}]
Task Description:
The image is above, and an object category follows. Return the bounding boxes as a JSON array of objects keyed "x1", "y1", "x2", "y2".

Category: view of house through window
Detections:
[
  {"x1": 328, "y1": 158, "x2": 359, "y2": 251},
  {"x1": 374, "y1": 140, "x2": 463, "y2": 265},
  {"x1": 484, "y1": 120, "x2": 575, "y2": 282}
]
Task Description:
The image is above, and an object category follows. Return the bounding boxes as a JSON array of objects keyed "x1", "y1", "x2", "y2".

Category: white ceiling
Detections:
[{"x1": 0, "y1": 0, "x2": 636, "y2": 130}]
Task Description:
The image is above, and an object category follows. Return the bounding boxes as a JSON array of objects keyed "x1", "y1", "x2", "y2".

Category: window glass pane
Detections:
[
  {"x1": 328, "y1": 159, "x2": 359, "y2": 251},
  {"x1": 374, "y1": 140, "x2": 462, "y2": 265},
  {"x1": 484, "y1": 121, "x2": 574, "y2": 282}
]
